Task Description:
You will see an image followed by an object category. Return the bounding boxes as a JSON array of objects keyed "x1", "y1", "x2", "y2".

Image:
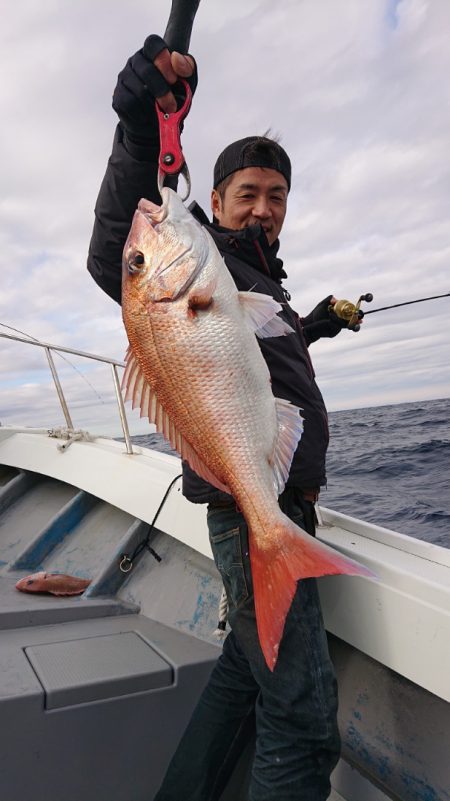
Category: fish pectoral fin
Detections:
[
  {"x1": 238, "y1": 291, "x2": 294, "y2": 338},
  {"x1": 251, "y1": 516, "x2": 375, "y2": 671},
  {"x1": 187, "y1": 284, "x2": 215, "y2": 318},
  {"x1": 271, "y1": 398, "x2": 303, "y2": 495},
  {"x1": 187, "y1": 272, "x2": 217, "y2": 315},
  {"x1": 122, "y1": 347, "x2": 231, "y2": 494}
]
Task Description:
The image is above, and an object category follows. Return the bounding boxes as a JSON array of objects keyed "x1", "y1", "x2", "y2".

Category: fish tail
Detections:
[{"x1": 250, "y1": 514, "x2": 373, "y2": 671}]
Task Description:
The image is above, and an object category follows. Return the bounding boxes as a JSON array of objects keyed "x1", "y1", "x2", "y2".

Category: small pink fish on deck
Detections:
[{"x1": 15, "y1": 572, "x2": 91, "y2": 596}]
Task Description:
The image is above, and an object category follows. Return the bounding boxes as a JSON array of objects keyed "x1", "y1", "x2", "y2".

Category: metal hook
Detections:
[
  {"x1": 157, "y1": 161, "x2": 191, "y2": 202},
  {"x1": 119, "y1": 555, "x2": 133, "y2": 573}
]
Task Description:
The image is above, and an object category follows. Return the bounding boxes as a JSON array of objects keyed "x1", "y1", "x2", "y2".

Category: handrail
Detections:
[
  {"x1": 0, "y1": 331, "x2": 125, "y2": 366},
  {"x1": 0, "y1": 331, "x2": 134, "y2": 454}
]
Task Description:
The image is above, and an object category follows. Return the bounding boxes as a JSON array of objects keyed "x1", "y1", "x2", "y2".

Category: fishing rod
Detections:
[
  {"x1": 364, "y1": 292, "x2": 450, "y2": 316},
  {"x1": 331, "y1": 291, "x2": 450, "y2": 331},
  {"x1": 164, "y1": 0, "x2": 201, "y2": 53}
]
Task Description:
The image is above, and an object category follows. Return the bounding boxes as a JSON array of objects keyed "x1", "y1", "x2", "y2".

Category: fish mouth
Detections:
[{"x1": 138, "y1": 189, "x2": 171, "y2": 225}]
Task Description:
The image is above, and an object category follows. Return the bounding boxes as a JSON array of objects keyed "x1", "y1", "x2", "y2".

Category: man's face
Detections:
[{"x1": 211, "y1": 167, "x2": 288, "y2": 246}]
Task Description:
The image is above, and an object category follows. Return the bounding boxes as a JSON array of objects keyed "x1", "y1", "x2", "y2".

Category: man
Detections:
[{"x1": 88, "y1": 35, "x2": 353, "y2": 801}]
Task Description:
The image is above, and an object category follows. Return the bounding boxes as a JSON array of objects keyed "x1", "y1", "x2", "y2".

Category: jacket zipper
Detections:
[{"x1": 253, "y1": 240, "x2": 272, "y2": 276}]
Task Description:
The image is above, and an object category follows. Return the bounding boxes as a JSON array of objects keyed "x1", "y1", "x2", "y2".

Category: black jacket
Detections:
[{"x1": 87, "y1": 125, "x2": 329, "y2": 503}]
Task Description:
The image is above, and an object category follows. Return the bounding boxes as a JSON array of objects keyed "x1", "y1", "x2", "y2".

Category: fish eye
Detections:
[
  {"x1": 128, "y1": 251, "x2": 145, "y2": 274},
  {"x1": 27, "y1": 579, "x2": 34, "y2": 586}
]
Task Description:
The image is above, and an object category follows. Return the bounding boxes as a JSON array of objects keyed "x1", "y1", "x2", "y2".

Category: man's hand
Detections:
[
  {"x1": 112, "y1": 35, "x2": 197, "y2": 146},
  {"x1": 301, "y1": 295, "x2": 362, "y2": 345}
]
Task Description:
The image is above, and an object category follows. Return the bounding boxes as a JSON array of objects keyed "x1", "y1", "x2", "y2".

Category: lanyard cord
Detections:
[{"x1": 119, "y1": 473, "x2": 183, "y2": 573}]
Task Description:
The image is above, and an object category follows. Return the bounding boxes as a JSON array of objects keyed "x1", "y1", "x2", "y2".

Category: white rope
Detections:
[
  {"x1": 48, "y1": 427, "x2": 95, "y2": 452},
  {"x1": 213, "y1": 584, "x2": 229, "y2": 640}
]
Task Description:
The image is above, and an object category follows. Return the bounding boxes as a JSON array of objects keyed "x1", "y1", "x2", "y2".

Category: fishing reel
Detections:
[{"x1": 329, "y1": 293, "x2": 373, "y2": 332}]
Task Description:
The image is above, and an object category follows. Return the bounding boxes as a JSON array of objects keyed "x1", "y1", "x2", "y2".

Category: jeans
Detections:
[{"x1": 154, "y1": 488, "x2": 340, "y2": 801}]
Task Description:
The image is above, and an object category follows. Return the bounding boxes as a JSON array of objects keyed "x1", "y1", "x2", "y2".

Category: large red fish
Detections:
[{"x1": 121, "y1": 188, "x2": 372, "y2": 670}]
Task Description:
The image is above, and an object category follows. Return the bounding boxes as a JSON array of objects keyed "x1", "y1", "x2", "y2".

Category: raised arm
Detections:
[{"x1": 87, "y1": 36, "x2": 197, "y2": 304}]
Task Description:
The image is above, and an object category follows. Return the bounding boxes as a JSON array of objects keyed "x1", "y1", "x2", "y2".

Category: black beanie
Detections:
[{"x1": 213, "y1": 136, "x2": 291, "y2": 190}]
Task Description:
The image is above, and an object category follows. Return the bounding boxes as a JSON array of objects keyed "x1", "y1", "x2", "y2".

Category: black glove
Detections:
[
  {"x1": 301, "y1": 295, "x2": 350, "y2": 345},
  {"x1": 112, "y1": 35, "x2": 198, "y2": 150}
]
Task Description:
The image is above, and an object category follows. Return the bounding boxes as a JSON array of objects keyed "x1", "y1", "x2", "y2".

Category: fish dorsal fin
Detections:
[
  {"x1": 122, "y1": 348, "x2": 231, "y2": 495},
  {"x1": 238, "y1": 291, "x2": 294, "y2": 338},
  {"x1": 271, "y1": 398, "x2": 303, "y2": 495}
]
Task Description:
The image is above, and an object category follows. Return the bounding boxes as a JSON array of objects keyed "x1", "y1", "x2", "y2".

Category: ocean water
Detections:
[
  {"x1": 133, "y1": 397, "x2": 450, "y2": 548},
  {"x1": 323, "y1": 396, "x2": 449, "y2": 547}
]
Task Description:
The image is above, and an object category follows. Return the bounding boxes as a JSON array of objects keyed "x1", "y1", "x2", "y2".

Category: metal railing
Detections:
[{"x1": 0, "y1": 331, "x2": 134, "y2": 454}]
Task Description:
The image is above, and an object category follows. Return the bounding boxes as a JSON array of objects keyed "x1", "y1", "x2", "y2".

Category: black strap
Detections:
[{"x1": 119, "y1": 473, "x2": 182, "y2": 573}]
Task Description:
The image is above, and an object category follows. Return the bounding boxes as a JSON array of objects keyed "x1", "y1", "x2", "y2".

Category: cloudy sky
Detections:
[{"x1": 1, "y1": 0, "x2": 449, "y2": 437}]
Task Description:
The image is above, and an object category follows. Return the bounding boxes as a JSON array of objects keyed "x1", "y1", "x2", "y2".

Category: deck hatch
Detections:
[{"x1": 25, "y1": 631, "x2": 173, "y2": 709}]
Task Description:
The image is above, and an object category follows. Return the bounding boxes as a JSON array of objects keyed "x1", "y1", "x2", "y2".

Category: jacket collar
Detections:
[{"x1": 188, "y1": 200, "x2": 287, "y2": 284}]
